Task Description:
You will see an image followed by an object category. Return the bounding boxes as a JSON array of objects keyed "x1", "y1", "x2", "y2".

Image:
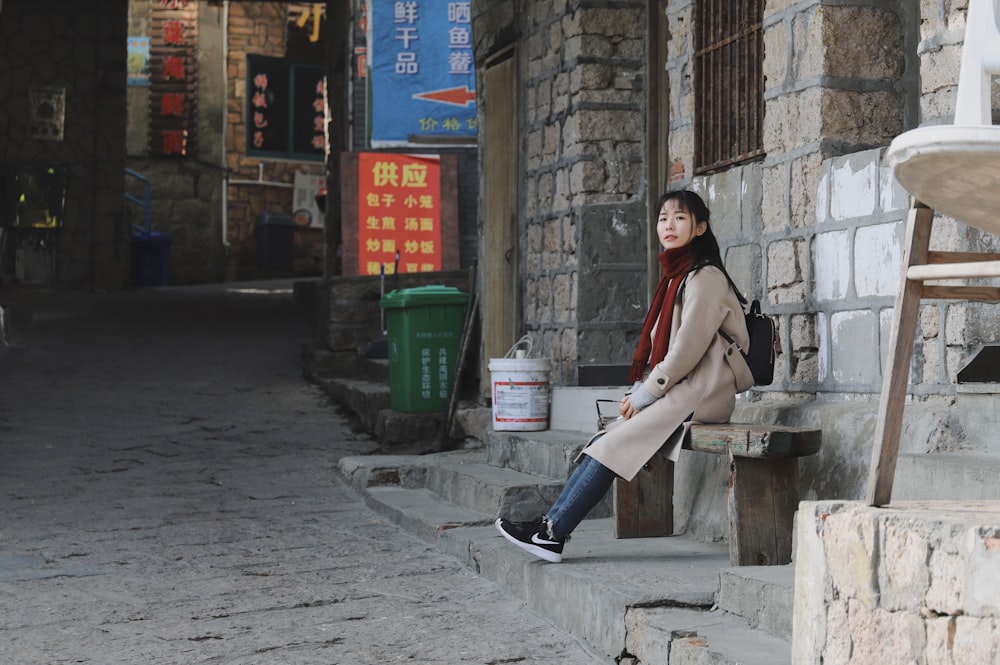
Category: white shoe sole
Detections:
[{"x1": 494, "y1": 518, "x2": 562, "y2": 563}]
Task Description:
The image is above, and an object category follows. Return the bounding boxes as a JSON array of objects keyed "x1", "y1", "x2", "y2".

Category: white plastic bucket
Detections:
[{"x1": 488, "y1": 341, "x2": 552, "y2": 431}]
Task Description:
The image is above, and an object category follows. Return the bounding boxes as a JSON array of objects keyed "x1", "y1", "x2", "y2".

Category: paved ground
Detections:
[{"x1": 0, "y1": 281, "x2": 603, "y2": 664}]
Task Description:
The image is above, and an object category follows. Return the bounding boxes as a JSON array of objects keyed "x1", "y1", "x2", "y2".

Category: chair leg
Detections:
[
  {"x1": 866, "y1": 203, "x2": 933, "y2": 506},
  {"x1": 613, "y1": 450, "x2": 674, "y2": 538}
]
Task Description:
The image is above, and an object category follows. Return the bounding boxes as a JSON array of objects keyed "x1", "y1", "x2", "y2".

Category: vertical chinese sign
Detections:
[
  {"x1": 149, "y1": 0, "x2": 198, "y2": 157},
  {"x1": 356, "y1": 152, "x2": 441, "y2": 275},
  {"x1": 368, "y1": 0, "x2": 477, "y2": 146}
]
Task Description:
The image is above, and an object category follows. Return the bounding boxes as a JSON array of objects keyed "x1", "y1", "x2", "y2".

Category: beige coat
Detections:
[{"x1": 581, "y1": 265, "x2": 753, "y2": 481}]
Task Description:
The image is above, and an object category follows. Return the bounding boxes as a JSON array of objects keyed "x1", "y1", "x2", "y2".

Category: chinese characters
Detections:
[
  {"x1": 150, "y1": 2, "x2": 196, "y2": 156},
  {"x1": 357, "y1": 153, "x2": 442, "y2": 275},
  {"x1": 370, "y1": 0, "x2": 477, "y2": 145}
]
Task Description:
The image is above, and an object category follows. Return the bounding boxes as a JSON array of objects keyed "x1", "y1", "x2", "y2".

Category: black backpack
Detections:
[
  {"x1": 716, "y1": 270, "x2": 776, "y2": 386},
  {"x1": 719, "y1": 299, "x2": 776, "y2": 386}
]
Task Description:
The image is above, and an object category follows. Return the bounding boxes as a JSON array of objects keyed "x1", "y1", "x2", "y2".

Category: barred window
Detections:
[{"x1": 694, "y1": 0, "x2": 764, "y2": 174}]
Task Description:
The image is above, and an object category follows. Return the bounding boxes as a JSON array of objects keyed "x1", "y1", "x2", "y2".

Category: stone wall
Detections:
[
  {"x1": 467, "y1": 1, "x2": 999, "y2": 408},
  {"x1": 666, "y1": 0, "x2": 915, "y2": 400},
  {"x1": 659, "y1": 0, "x2": 1000, "y2": 534},
  {"x1": 472, "y1": 0, "x2": 648, "y2": 385},
  {"x1": 793, "y1": 501, "x2": 1000, "y2": 664},
  {"x1": 914, "y1": 0, "x2": 1000, "y2": 371},
  {"x1": 325, "y1": 269, "x2": 471, "y2": 353},
  {"x1": 0, "y1": 0, "x2": 128, "y2": 290}
]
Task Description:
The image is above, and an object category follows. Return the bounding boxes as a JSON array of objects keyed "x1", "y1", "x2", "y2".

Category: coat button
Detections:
[
  {"x1": 657, "y1": 378, "x2": 665, "y2": 385},
  {"x1": 727, "y1": 348, "x2": 732, "y2": 355}
]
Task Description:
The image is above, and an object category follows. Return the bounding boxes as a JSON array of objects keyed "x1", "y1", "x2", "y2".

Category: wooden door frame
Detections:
[{"x1": 479, "y1": 46, "x2": 520, "y2": 399}]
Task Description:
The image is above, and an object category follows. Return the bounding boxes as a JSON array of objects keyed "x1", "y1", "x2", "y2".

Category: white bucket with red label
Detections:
[{"x1": 488, "y1": 337, "x2": 551, "y2": 431}]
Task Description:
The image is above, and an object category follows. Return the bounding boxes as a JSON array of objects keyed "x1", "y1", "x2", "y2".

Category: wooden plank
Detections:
[
  {"x1": 727, "y1": 457, "x2": 798, "y2": 566},
  {"x1": 685, "y1": 423, "x2": 821, "y2": 458},
  {"x1": 612, "y1": 450, "x2": 673, "y2": 539},
  {"x1": 922, "y1": 285, "x2": 1000, "y2": 302},
  {"x1": 480, "y1": 53, "x2": 520, "y2": 399},
  {"x1": 927, "y1": 251, "x2": 1000, "y2": 264},
  {"x1": 866, "y1": 204, "x2": 933, "y2": 506},
  {"x1": 684, "y1": 424, "x2": 746, "y2": 455},
  {"x1": 907, "y1": 260, "x2": 1000, "y2": 281}
]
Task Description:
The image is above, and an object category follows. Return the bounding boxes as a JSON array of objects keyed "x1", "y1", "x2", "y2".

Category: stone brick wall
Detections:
[
  {"x1": 793, "y1": 501, "x2": 1000, "y2": 664},
  {"x1": 666, "y1": 1, "x2": 928, "y2": 399},
  {"x1": 469, "y1": 0, "x2": 995, "y2": 403},
  {"x1": 473, "y1": 0, "x2": 648, "y2": 385}
]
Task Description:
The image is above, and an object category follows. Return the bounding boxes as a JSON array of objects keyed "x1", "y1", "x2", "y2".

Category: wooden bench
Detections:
[{"x1": 613, "y1": 423, "x2": 821, "y2": 566}]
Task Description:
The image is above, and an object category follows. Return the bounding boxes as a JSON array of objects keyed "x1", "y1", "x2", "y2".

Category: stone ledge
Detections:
[{"x1": 793, "y1": 500, "x2": 1000, "y2": 663}]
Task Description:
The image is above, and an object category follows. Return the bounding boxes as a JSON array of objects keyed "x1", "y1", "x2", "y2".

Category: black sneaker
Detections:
[{"x1": 494, "y1": 517, "x2": 566, "y2": 563}]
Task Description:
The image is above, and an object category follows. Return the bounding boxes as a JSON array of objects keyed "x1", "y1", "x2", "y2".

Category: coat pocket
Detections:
[{"x1": 723, "y1": 340, "x2": 755, "y2": 392}]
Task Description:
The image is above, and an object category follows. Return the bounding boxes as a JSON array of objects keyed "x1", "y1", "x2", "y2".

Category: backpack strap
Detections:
[
  {"x1": 721, "y1": 270, "x2": 749, "y2": 306},
  {"x1": 718, "y1": 326, "x2": 744, "y2": 353}
]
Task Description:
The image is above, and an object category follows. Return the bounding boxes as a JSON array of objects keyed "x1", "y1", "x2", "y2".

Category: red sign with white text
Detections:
[{"x1": 357, "y1": 153, "x2": 442, "y2": 275}]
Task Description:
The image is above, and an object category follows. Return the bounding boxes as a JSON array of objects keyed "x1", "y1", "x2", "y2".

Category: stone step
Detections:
[
  {"x1": 716, "y1": 565, "x2": 795, "y2": 641},
  {"x1": 954, "y1": 384, "x2": 1000, "y2": 455},
  {"x1": 625, "y1": 606, "x2": 791, "y2": 665},
  {"x1": 484, "y1": 427, "x2": 587, "y2": 480},
  {"x1": 303, "y1": 345, "x2": 389, "y2": 383},
  {"x1": 423, "y1": 457, "x2": 570, "y2": 521},
  {"x1": 337, "y1": 452, "x2": 791, "y2": 662},
  {"x1": 338, "y1": 456, "x2": 728, "y2": 662},
  {"x1": 341, "y1": 450, "x2": 609, "y2": 522},
  {"x1": 895, "y1": 452, "x2": 1000, "y2": 501}
]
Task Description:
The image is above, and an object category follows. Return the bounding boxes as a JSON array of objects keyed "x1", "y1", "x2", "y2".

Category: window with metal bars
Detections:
[{"x1": 693, "y1": 0, "x2": 764, "y2": 174}]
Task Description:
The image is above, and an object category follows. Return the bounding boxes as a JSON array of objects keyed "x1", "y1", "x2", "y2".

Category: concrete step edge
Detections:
[
  {"x1": 338, "y1": 451, "x2": 604, "y2": 521},
  {"x1": 483, "y1": 428, "x2": 589, "y2": 480},
  {"x1": 626, "y1": 605, "x2": 791, "y2": 665},
  {"x1": 896, "y1": 452, "x2": 1000, "y2": 501},
  {"x1": 423, "y1": 460, "x2": 561, "y2": 519},
  {"x1": 716, "y1": 565, "x2": 795, "y2": 641}
]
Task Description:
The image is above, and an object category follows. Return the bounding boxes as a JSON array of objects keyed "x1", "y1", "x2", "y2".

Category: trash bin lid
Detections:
[
  {"x1": 380, "y1": 285, "x2": 469, "y2": 309},
  {"x1": 131, "y1": 231, "x2": 172, "y2": 244},
  {"x1": 256, "y1": 212, "x2": 296, "y2": 226}
]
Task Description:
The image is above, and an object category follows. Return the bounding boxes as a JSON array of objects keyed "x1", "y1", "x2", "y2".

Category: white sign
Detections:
[{"x1": 293, "y1": 171, "x2": 326, "y2": 228}]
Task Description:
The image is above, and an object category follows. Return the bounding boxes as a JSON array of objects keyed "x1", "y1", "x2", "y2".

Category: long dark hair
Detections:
[{"x1": 657, "y1": 189, "x2": 747, "y2": 304}]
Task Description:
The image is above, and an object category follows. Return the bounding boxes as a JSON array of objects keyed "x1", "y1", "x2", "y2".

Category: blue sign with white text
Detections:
[{"x1": 369, "y1": 0, "x2": 477, "y2": 146}]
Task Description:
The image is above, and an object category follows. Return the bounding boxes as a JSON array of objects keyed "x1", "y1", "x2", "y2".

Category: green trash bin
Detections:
[{"x1": 380, "y1": 285, "x2": 469, "y2": 413}]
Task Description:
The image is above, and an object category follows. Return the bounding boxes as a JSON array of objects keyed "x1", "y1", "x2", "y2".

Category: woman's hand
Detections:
[
  {"x1": 622, "y1": 383, "x2": 657, "y2": 419},
  {"x1": 620, "y1": 394, "x2": 639, "y2": 420}
]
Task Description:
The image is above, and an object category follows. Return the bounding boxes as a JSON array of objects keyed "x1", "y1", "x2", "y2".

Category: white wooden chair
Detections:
[{"x1": 868, "y1": 0, "x2": 1000, "y2": 505}]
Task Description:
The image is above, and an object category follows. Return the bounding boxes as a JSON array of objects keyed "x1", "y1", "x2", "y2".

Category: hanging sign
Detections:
[
  {"x1": 356, "y1": 152, "x2": 442, "y2": 275},
  {"x1": 149, "y1": 1, "x2": 198, "y2": 156},
  {"x1": 367, "y1": 0, "x2": 477, "y2": 147}
]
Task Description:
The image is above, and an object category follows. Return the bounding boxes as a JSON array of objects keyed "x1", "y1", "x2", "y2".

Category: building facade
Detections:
[
  {"x1": 469, "y1": 0, "x2": 1000, "y2": 505},
  {"x1": 0, "y1": 0, "x2": 128, "y2": 290}
]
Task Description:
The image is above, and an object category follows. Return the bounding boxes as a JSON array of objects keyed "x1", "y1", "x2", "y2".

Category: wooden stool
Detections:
[{"x1": 613, "y1": 423, "x2": 821, "y2": 566}]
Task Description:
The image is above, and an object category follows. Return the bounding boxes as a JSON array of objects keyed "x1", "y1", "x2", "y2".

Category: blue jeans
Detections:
[{"x1": 544, "y1": 453, "x2": 616, "y2": 538}]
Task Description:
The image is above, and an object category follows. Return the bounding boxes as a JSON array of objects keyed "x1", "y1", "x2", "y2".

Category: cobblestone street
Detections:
[{"x1": 0, "y1": 283, "x2": 601, "y2": 664}]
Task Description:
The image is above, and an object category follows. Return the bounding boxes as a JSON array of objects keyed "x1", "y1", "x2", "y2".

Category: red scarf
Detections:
[{"x1": 628, "y1": 247, "x2": 693, "y2": 382}]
